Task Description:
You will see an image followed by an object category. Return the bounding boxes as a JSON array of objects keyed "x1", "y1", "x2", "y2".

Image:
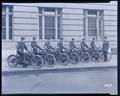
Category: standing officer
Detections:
[
  {"x1": 80, "y1": 38, "x2": 89, "y2": 52},
  {"x1": 57, "y1": 38, "x2": 65, "y2": 53},
  {"x1": 31, "y1": 37, "x2": 42, "y2": 55},
  {"x1": 90, "y1": 38, "x2": 96, "y2": 52},
  {"x1": 44, "y1": 38, "x2": 54, "y2": 53},
  {"x1": 102, "y1": 36, "x2": 109, "y2": 61},
  {"x1": 17, "y1": 37, "x2": 29, "y2": 67},
  {"x1": 69, "y1": 38, "x2": 77, "y2": 51}
]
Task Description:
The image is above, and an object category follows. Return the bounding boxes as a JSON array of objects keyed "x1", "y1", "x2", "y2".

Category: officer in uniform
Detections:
[
  {"x1": 69, "y1": 38, "x2": 77, "y2": 51},
  {"x1": 31, "y1": 37, "x2": 42, "y2": 55},
  {"x1": 90, "y1": 38, "x2": 96, "y2": 52},
  {"x1": 57, "y1": 38, "x2": 65, "y2": 53},
  {"x1": 44, "y1": 38, "x2": 54, "y2": 53},
  {"x1": 17, "y1": 37, "x2": 29, "y2": 67},
  {"x1": 102, "y1": 36, "x2": 109, "y2": 61},
  {"x1": 80, "y1": 38, "x2": 89, "y2": 52}
]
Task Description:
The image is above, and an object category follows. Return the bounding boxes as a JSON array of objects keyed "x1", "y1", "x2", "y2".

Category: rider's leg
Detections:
[{"x1": 103, "y1": 51, "x2": 107, "y2": 61}]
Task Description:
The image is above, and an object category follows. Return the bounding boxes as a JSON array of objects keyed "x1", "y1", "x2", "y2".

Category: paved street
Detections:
[{"x1": 2, "y1": 67, "x2": 117, "y2": 94}]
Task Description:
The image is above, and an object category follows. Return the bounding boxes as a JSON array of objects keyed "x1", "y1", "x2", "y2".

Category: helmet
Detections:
[
  {"x1": 33, "y1": 37, "x2": 36, "y2": 40},
  {"x1": 72, "y1": 38, "x2": 74, "y2": 40},
  {"x1": 21, "y1": 37, "x2": 25, "y2": 40}
]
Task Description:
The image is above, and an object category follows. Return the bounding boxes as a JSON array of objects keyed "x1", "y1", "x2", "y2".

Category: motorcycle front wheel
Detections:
[
  {"x1": 59, "y1": 53, "x2": 69, "y2": 65},
  {"x1": 7, "y1": 55, "x2": 18, "y2": 67},
  {"x1": 45, "y1": 54, "x2": 56, "y2": 67},
  {"x1": 31, "y1": 55, "x2": 44, "y2": 69}
]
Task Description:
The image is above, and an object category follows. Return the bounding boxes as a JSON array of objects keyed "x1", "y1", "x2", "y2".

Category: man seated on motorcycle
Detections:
[
  {"x1": 44, "y1": 38, "x2": 54, "y2": 53},
  {"x1": 69, "y1": 38, "x2": 78, "y2": 52},
  {"x1": 57, "y1": 38, "x2": 66, "y2": 53},
  {"x1": 90, "y1": 38, "x2": 97, "y2": 52},
  {"x1": 102, "y1": 36, "x2": 110, "y2": 62},
  {"x1": 31, "y1": 37, "x2": 42, "y2": 55},
  {"x1": 80, "y1": 38, "x2": 89, "y2": 52},
  {"x1": 17, "y1": 37, "x2": 29, "y2": 67}
]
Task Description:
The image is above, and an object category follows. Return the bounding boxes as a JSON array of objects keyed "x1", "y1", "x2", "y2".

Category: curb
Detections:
[{"x1": 2, "y1": 65, "x2": 117, "y2": 76}]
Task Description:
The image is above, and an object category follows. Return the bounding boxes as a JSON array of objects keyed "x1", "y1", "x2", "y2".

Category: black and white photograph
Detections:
[{"x1": 2, "y1": 1, "x2": 118, "y2": 95}]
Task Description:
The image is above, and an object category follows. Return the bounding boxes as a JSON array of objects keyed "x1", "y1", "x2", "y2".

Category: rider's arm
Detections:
[{"x1": 24, "y1": 43, "x2": 28, "y2": 51}]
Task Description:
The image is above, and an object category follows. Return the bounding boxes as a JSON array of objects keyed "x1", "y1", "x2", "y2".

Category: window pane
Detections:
[
  {"x1": 39, "y1": 8, "x2": 42, "y2": 14},
  {"x1": 2, "y1": 15, "x2": 6, "y2": 27},
  {"x1": 45, "y1": 16, "x2": 55, "y2": 39},
  {"x1": 9, "y1": 28, "x2": 12, "y2": 39},
  {"x1": 9, "y1": 6, "x2": 13, "y2": 13},
  {"x1": 2, "y1": 28, "x2": 6, "y2": 40},
  {"x1": 44, "y1": 8, "x2": 55, "y2": 12},
  {"x1": 57, "y1": 9, "x2": 62, "y2": 15},
  {"x1": 2, "y1": 6, "x2": 6, "y2": 14},
  {"x1": 9, "y1": 15, "x2": 12, "y2": 27},
  {"x1": 39, "y1": 16, "x2": 42, "y2": 39},
  {"x1": 88, "y1": 17, "x2": 97, "y2": 37},
  {"x1": 57, "y1": 28, "x2": 60, "y2": 39},
  {"x1": 83, "y1": 17, "x2": 86, "y2": 36},
  {"x1": 88, "y1": 10, "x2": 97, "y2": 15}
]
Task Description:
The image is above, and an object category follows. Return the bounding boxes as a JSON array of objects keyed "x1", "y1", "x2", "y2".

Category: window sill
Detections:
[{"x1": 2, "y1": 40, "x2": 14, "y2": 42}]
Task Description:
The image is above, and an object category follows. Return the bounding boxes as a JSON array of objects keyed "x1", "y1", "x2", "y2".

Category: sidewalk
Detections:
[{"x1": 2, "y1": 50, "x2": 117, "y2": 75}]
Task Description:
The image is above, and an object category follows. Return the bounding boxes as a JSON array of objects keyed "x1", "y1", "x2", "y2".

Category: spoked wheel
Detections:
[
  {"x1": 81, "y1": 52, "x2": 90, "y2": 63},
  {"x1": 7, "y1": 55, "x2": 18, "y2": 67},
  {"x1": 45, "y1": 54, "x2": 56, "y2": 67},
  {"x1": 70, "y1": 53, "x2": 79, "y2": 64},
  {"x1": 31, "y1": 55, "x2": 43, "y2": 69},
  {"x1": 91, "y1": 52, "x2": 101, "y2": 62},
  {"x1": 59, "y1": 53, "x2": 69, "y2": 65}
]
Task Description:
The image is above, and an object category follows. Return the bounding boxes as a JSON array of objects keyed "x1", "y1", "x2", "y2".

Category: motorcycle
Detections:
[
  {"x1": 68, "y1": 48, "x2": 80, "y2": 64},
  {"x1": 38, "y1": 49, "x2": 56, "y2": 67},
  {"x1": 7, "y1": 51, "x2": 43, "y2": 69},
  {"x1": 54, "y1": 48, "x2": 69, "y2": 65}
]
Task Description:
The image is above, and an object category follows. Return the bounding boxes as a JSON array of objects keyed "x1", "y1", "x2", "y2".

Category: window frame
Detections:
[
  {"x1": 84, "y1": 9, "x2": 104, "y2": 41},
  {"x1": 2, "y1": 5, "x2": 13, "y2": 41},
  {"x1": 38, "y1": 7, "x2": 62, "y2": 41}
]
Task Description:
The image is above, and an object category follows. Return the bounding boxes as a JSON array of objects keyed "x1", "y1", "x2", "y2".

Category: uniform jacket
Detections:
[
  {"x1": 90, "y1": 40, "x2": 96, "y2": 49},
  {"x1": 57, "y1": 41, "x2": 64, "y2": 49},
  {"x1": 44, "y1": 41, "x2": 54, "y2": 50},
  {"x1": 102, "y1": 40, "x2": 109, "y2": 51},
  {"x1": 31, "y1": 41, "x2": 41, "y2": 50},
  {"x1": 70, "y1": 41, "x2": 76, "y2": 49},
  {"x1": 17, "y1": 41, "x2": 28, "y2": 52},
  {"x1": 81, "y1": 41, "x2": 88, "y2": 50}
]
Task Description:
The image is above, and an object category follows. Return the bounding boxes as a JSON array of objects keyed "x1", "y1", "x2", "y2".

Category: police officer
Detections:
[
  {"x1": 81, "y1": 38, "x2": 89, "y2": 52},
  {"x1": 57, "y1": 38, "x2": 65, "y2": 53},
  {"x1": 90, "y1": 38, "x2": 96, "y2": 52},
  {"x1": 102, "y1": 36, "x2": 109, "y2": 61},
  {"x1": 31, "y1": 37, "x2": 42, "y2": 55},
  {"x1": 44, "y1": 38, "x2": 54, "y2": 53},
  {"x1": 69, "y1": 38, "x2": 77, "y2": 51},
  {"x1": 17, "y1": 37, "x2": 29, "y2": 67}
]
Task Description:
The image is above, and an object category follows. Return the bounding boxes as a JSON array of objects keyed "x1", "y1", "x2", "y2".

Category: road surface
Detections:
[{"x1": 2, "y1": 67, "x2": 117, "y2": 94}]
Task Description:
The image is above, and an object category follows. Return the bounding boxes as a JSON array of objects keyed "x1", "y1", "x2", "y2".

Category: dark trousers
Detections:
[
  {"x1": 17, "y1": 50, "x2": 28, "y2": 67},
  {"x1": 103, "y1": 51, "x2": 108, "y2": 61}
]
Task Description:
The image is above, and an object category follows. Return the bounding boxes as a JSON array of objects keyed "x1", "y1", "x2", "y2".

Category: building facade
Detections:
[{"x1": 2, "y1": 2, "x2": 117, "y2": 54}]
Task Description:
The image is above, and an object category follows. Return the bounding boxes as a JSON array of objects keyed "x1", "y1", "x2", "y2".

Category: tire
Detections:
[
  {"x1": 45, "y1": 54, "x2": 56, "y2": 67},
  {"x1": 107, "y1": 52, "x2": 111, "y2": 61},
  {"x1": 81, "y1": 52, "x2": 90, "y2": 63},
  {"x1": 70, "y1": 53, "x2": 80, "y2": 64},
  {"x1": 31, "y1": 55, "x2": 43, "y2": 69},
  {"x1": 91, "y1": 52, "x2": 101, "y2": 62},
  {"x1": 59, "y1": 53, "x2": 69, "y2": 65},
  {"x1": 7, "y1": 55, "x2": 18, "y2": 67},
  {"x1": 101, "y1": 52, "x2": 111, "y2": 62}
]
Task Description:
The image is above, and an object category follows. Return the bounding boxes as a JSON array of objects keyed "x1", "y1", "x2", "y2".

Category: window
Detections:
[
  {"x1": 83, "y1": 10, "x2": 104, "y2": 40},
  {"x1": 38, "y1": 8, "x2": 62, "y2": 40},
  {"x1": 2, "y1": 5, "x2": 13, "y2": 40}
]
